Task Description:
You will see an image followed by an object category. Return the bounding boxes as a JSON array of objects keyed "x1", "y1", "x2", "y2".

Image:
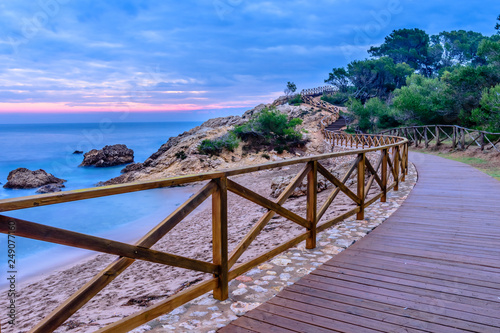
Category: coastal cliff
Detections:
[{"x1": 101, "y1": 102, "x2": 333, "y2": 185}]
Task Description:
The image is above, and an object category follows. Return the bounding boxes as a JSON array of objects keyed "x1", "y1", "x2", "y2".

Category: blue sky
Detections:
[{"x1": 0, "y1": 0, "x2": 499, "y2": 122}]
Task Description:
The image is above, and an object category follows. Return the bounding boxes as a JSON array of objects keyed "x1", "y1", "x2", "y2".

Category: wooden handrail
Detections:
[
  {"x1": 300, "y1": 86, "x2": 338, "y2": 96},
  {"x1": 378, "y1": 125, "x2": 500, "y2": 152},
  {"x1": 1, "y1": 124, "x2": 409, "y2": 332}
]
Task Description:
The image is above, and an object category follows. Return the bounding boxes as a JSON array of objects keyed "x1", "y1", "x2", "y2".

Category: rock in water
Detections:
[
  {"x1": 80, "y1": 144, "x2": 134, "y2": 167},
  {"x1": 3, "y1": 168, "x2": 66, "y2": 189},
  {"x1": 73, "y1": 150, "x2": 84, "y2": 154},
  {"x1": 36, "y1": 184, "x2": 64, "y2": 193}
]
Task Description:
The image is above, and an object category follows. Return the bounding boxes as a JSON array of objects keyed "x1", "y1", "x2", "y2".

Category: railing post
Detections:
[
  {"x1": 413, "y1": 128, "x2": 418, "y2": 147},
  {"x1": 306, "y1": 161, "x2": 318, "y2": 249},
  {"x1": 357, "y1": 153, "x2": 365, "y2": 220},
  {"x1": 480, "y1": 132, "x2": 485, "y2": 151},
  {"x1": 424, "y1": 127, "x2": 429, "y2": 148},
  {"x1": 381, "y1": 149, "x2": 388, "y2": 203},
  {"x1": 394, "y1": 146, "x2": 400, "y2": 191},
  {"x1": 405, "y1": 142, "x2": 409, "y2": 175},
  {"x1": 401, "y1": 144, "x2": 406, "y2": 182},
  {"x1": 212, "y1": 177, "x2": 228, "y2": 301},
  {"x1": 461, "y1": 128, "x2": 466, "y2": 150},
  {"x1": 435, "y1": 126, "x2": 440, "y2": 146},
  {"x1": 452, "y1": 127, "x2": 457, "y2": 149}
]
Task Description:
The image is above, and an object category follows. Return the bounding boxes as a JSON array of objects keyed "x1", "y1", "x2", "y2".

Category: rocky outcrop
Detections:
[
  {"x1": 3, "y1": 168, "x2": 66, "y2": 190},
  {"x1": 36, "y1": 184, "x2": 65, "y2": 193},
  {"x1": 80, "y1": 144, "x2": 134, "y2": 167},
  {"x1": 100, "y1": 103, "x2": 332, "y2": 186}
]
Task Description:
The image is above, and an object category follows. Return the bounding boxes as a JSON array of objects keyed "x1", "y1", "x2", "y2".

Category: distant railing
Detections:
[
  {"x1": 300, "y1": 86, "x2": 338, "y2": 96},
  {"x1": 0, "y1": 133, "x2": 408, "y2": 332},
  {"x1": 379, "y1": 125, "x2": 500, "y2": 153},
  {"x1": 303, "y1": 95, "x2": 341, "y2": 116}
]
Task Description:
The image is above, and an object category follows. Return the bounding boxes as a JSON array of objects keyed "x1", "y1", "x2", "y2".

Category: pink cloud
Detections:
[{"x1": 0, "y1": 100, "x2": 262, "y2": 113}]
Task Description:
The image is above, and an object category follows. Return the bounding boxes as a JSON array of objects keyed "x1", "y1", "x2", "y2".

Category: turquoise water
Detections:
[{"x1": 0, "y1": 121, "x2": 202, "y2": 284}]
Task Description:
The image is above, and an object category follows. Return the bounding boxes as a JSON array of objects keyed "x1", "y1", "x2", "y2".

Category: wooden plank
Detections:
[
  {"x1": 284, "y1": 284, "x2": 496, "y2": 332},
  {"x1": 269, "y1": 294, "x2": 458, "y2": 333},
  {"x1": 381, "y1": 149, "x2": 388, "y2": 202},
  {"x1": 316, "y1": 163, "x2": 361, "y2": 205},
  {"x1": 212, "y1": 177, "x2": 228, "y2": 300},
  {"x1": 317, "y1": 208, "x2": 360, "y2": 233},
  {"x1": 364, "y1": 157, "x2": 382, "y2": 199},
  {"x1": 96, "y1": 279, "x2": 217, "y2": 333},
  {"x1": 357, "y1": 153, "x2": 365, "y2": 220},
  {"x1": 227, "y1": 179, "x2": 310, "y2": 229},
  {"x1": 221, "y1": 318, "x2": 293, "y2": 333},
  {"x1": 244, "y1": 309, "x2": 339, "y2": 333},
  {"x1": 306, "y1": 161, "x2": 318, "y2": 249},
  {"x1": 0, "y1": 215, "x2": 216, "y2": 274},
  {"x1": 228, "y1": 164, "x2": 311, "y2": 268},
  {"x1": 316, "y1": 158, "x2": 358, "y2": 222},
  {"x1": 229, "y1": 232, "x2": 309, "y2": 280},
  {"x1": 258, "y1": 302, "x2": 384, "y2": 333}
]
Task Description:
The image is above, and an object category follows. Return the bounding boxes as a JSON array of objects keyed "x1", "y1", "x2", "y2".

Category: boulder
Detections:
[
  {"x1": 80, "y1": 144, "x2": 134, "y2": 167},
  {"x1": 3, "y1": 168, "x2": 66, "y2": 189},
  {"x1": 36, "y1": 184, "x2": 65, "y2": 194}
]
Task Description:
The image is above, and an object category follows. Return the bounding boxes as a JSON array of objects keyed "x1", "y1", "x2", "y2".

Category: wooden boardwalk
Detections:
[{"x1": 220, "y1": 152, "x2": 500, "y2": 333}]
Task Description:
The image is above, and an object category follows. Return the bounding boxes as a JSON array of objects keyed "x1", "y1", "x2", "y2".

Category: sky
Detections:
[{"x1": 0, "y1": 0, "x2": 499, "y2": 123}]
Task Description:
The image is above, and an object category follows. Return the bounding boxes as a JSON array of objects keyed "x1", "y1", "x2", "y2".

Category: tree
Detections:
[
  {"x1": 347, "y1": 97, "x2": 393, "y2": 133},
  {"x1": 346, "y1": 57, "x2": 413, "y2": 102},
  {"x1": 496, "y1": 14, "x2": 500, "y2": 34},
  {"x1": 432, "y1": 30, "x2": 488, "y2": 67},
  {"x1": 368, "y1": 28, "x2": 435, "y2": 75},
  {"x1": 442, "y1": 65, "x2": 500, "y2": 125},
  {"x1": 392, "y1": 74, "x2": 452, "y2": 125},
  {"x1": 284, "y1": 82, "x2": 297, "y2": 96},
  {"x1": 471, "y1": 84, "x2": 500, "y2": 131},
  {"x1": 324, "y1": 67, "x2": 350, "y2": 93},
  {"x1": 478, "y1": 39, "x2": 500, "y2": 67}
]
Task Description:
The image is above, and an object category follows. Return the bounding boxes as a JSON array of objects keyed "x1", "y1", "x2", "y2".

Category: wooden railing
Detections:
[
  {"x1": 0, "y1": 133, "x2": 408, "y2": 332},
  {"x1": 300, "y1": 86, "x2": 338, "y2": 96},
  {"x1": 380, "y1": 125, "x2": 500, "y2": 153},
  {"x1": 303, "y1": 95, "x2": 341, "y2": 116}
]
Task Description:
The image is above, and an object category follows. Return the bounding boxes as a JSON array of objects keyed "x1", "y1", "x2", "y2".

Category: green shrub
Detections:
[
  {"x1": 198, "y1": 132, "x2": 240, "y2": 156},
  {"x1": 275, "y1": 146, "x2": 286, "y2": 154},
  {"x1": 261, "y1": 153, "x2": 270, "y2": 160},
  {"x1": 288, "y1": 94, "x2": 303, "y2": 105},
  {"x1": 175, "y1": 150, "x2": 187, "y2": 160},
  {"x1": 233, "y1": 107, "x2": 306, "y2": 152}
]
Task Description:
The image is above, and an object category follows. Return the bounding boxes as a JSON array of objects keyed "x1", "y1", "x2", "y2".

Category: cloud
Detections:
[{"x1": 0, "y1": 0, "x2": 498, "y2": 115}]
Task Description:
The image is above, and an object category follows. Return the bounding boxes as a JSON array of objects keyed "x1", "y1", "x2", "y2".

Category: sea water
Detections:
[{"x1": 0, "y1": 121, "x2": 202, "y2": 286}]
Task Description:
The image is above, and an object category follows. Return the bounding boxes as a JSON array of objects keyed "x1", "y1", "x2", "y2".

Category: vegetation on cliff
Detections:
[{"x1": 198, "y1": 107, "x2": 306, "y2": 156}]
